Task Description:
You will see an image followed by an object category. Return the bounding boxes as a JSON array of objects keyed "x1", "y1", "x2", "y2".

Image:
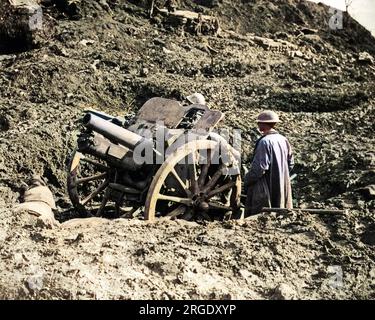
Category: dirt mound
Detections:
[
  {"x1": 0, "y1": 0, "x2": 374, "y2": 299},
  {"x1": 180, "y1": 0, "x2": 375, "y2": 54},
  {"x1": 1, "y1": 208, "x2": 374, "y2": 299}
]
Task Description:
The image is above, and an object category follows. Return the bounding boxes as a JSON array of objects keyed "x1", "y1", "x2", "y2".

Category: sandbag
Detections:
[{"x1": 15, "y1": 175, "x2": 59, "y2": 228}]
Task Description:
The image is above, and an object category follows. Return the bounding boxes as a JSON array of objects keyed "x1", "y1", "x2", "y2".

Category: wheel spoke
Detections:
[
  {"x1": 198, "y1": 149, "x2": 211, "y2": 188},
  {"x1": 166, "y1": 205, "x2": 187, "y2": 218},
  {"x1": 202, "y1": 163, "x2": 225, "y2": 193},
  {"x1": 81, "y1": 157, "x2": 109, "y2": 172},
  {"x1": 81, "y1": 179, "x2": 109, "y2": 205},
  {"x1": 157, "y1": 194, "x2": 193, "y2": 206},
  {"x1": 115, "y1": 202, "x2": 121, "y2": 217},
  {"x1": 96, "y1": 192, "x2": 109, "y2": 217},
  {"x1": 77, "y1": 172, "x2": 107, "y2": 185},
  {"x1": 206, "y1": 181, "x2": 236, "y2": 199},
  {"x1": 188, "y1": 152, "x2": 198, "y2": 194},
  {"x1": 170, "y1": 168, "x2": 188, "y2": 193}
]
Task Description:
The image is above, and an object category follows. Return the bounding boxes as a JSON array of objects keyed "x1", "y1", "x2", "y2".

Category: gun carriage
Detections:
[{"x1": 67, "y1": 98, "x2": 241, "y2": 221}]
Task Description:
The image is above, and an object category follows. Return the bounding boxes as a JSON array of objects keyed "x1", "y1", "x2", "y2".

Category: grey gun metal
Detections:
[{"x1": 67, "y1": 98, "x2": 241, "y2": 221}]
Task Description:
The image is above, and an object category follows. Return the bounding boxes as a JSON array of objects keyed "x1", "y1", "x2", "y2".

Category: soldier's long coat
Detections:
[{"x1": 245, "y1": 130, "x2": 294, "y2": 214}]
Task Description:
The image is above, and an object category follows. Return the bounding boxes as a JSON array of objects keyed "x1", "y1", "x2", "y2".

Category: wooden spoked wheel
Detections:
[
  {"x1": 144, "y1": 140, "x2": 241, "y2": 221},
  {"x1": 67, "y1": 149, "x2": 114, "y2": 217}
]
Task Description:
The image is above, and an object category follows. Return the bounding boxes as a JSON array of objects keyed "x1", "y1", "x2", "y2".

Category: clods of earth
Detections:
[{"x1": 0, "y1": 0, "x2": 374, "y2": 299}]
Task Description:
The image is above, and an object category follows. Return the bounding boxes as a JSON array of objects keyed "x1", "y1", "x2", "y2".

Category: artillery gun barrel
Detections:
[
  {"x1": 83, "y1": 113, "x2": 153, "y2": 151},
  {"x1": 84, "y1": 109, "x2": 117, "y2": 122}
]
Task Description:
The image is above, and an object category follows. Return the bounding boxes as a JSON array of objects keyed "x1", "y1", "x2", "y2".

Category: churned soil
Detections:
[{"x1": 0, "y1": 0, "x2": 374, "y2": 299}]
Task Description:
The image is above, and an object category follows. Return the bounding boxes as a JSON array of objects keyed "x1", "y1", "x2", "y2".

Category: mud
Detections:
[{"x1": 0, "y1": 0, "x2": 374, "y2": 299}]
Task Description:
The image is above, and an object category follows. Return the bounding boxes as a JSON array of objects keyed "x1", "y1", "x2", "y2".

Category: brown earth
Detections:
[{"x1": 0, "y1": 0, "x2": 374, "y2": 299}]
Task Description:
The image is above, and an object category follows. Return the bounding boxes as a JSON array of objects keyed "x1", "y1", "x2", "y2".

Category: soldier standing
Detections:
[{"x1": 244, "y1": 111, "x2": 294, "y2": 215}]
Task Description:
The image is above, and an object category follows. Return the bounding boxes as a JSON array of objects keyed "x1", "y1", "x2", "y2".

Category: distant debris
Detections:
[
  {"x1": 156, "y1": 8, "x2": 220, "y2": 36},
  {"x1": 358, "y1": 51, "x2": 374, "y2": 65},
  {"x1": 250, "y1": 35, "x2": 298, "y2": 53},
  {"x1": 299, "y1": 27, "x2": 318, "y2": 35},
  {"x1": 165, "y1": 0, "x2": 176, "y2": 13},
  {"x1": 54, "y1": 0, "x2": 82, "y2": 19},
  {"x1": 0, "y1": 0, "x2": 51, "y2": 53},
  {"x1": 357, "y1": 185, "x2": 375, "y2": 200},
  {"x1": 79, "y1": 39, "x2": 96, "y2": 46},
  {"x1": 288, "y1": 49, "x2": 313, "y2": 61}
]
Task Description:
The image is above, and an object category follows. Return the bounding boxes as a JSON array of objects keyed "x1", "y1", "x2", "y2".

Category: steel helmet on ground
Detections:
[
  {"x1": 187, "y1": 93, "x2": 206, "y2": 105},
  {"x1": 256, "y1": 110, "x2": 280, "y2": 123}
]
